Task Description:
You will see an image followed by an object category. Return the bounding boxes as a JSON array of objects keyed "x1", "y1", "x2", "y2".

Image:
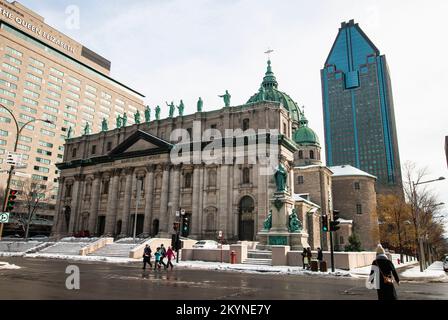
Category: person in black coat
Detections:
[
  {"x1": 371, "y1": 244, "x2": 400, "y2": 300},
  {"x1": 142, "y1": 245, "x2": 152, "y2": 270},
  {"x1": 317, "y1": 248, "x2": 323, "y2": 262}
]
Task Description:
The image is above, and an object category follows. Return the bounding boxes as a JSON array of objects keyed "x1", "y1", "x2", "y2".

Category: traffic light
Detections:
[
  {"x1": 181, "y1": 217, "x2": 190, "y2": 237},
  {"x1": 5, "y1": 189, "x2": 18, "y2": 212},
  {"x1": 330, "y1": 210, "x2": 341, "y2": 232},
  {"x1": 322, "y1": 215, "x2": 329, "y2": 232}
]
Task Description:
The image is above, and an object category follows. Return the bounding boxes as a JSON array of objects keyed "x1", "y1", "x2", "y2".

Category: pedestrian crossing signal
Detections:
[{"x1": 322, "y1": 215, "x2": 329, "y2": 232}]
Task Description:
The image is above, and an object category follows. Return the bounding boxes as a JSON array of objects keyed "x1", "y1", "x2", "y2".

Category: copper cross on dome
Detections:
[{"x1": 264, "y1": 48, "x2": 274, "y2": 60}]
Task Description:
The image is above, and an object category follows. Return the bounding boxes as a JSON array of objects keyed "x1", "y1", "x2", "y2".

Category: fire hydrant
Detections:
[
  {"x1": 230, "y1": 251, "x2": 236, "y2": 264},
  {"x1": 397, "y1": 258, "x2": 401, "y2": 265}
]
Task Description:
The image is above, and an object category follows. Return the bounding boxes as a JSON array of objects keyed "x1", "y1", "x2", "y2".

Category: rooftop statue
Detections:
[
  {"x1": 67, "y1": 126, "x2": 73, "y2": 139},
  {"x1": 134, "y1": 110, "x2": 141, "y2": 124},
  {"x1": 144, "y1": 105, "x2": 151, "y2": 123},
  {"x1": 219, "y1": 90, "x2": 231, "y2": 107},
  {"x1": 155, "y1": 105, "x2": 161, "y2": 120},
  {"x1": 197, "y1": 97, "x2": 203, "y2": 112},
  {"x1": 123, "y1": 113, "x2": 128, "y2": 126},
  {"x1": 289, "y1": 208, "x2": 303, "y2": 233},
  {"x1": 167, "y1": 101, "x2": 175, "y2": 118},
  {"x1": 274, "y1": 163, "x2": 287, "y2": 192},
  {"x1": 178, "y1": 100, "x2": 185, "y2": 117},
  {"x1": 116, "y1": 115, "x2": 122, "y2": 128},
  {"x1": 101, "y1": 118, "x2": 108, "y2": 132},
  {"x1": 258, "y1": 85, "x2": 266, "y2": 101},
  {"x1": 83, "y1": 122, "x2": 90, "y2": 136}
]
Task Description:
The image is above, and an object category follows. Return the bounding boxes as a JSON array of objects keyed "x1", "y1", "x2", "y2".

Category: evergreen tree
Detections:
[{"x1": 345, "y1": 233, "x2": 363, "y2": 252}]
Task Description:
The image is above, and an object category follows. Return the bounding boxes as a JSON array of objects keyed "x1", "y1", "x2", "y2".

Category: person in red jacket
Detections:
[{"x1": 166, "y1": 246, "x2": 176, "y2": 270}]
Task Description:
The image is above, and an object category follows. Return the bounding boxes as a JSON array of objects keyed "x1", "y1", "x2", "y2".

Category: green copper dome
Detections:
[
  {"x1": 293, "y1": 113, "x2": 320, "y2": 146},
  {"x1": 247, "y1": 60, "x2": 300, "y2": 123}
]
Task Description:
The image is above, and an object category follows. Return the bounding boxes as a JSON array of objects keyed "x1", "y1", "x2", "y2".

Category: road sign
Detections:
[
  {"x1": 0, "y1": 212, "x2": 10, "y2": 223},
  {"x1": 6, "y1": 152, "x2": 23, "y2": 165},
  {"x1": 14, "y1": 171, "x2": 31, "y2": 178}
]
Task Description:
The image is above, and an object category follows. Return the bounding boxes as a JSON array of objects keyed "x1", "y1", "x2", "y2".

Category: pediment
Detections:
[{"x1": 109, "y1": 130, "x2": 173, "y2": 156}]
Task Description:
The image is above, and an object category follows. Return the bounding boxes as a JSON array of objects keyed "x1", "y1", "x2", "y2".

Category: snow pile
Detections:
[
  {"x1": 0, "y1": 262, "x2": 21, "y2": 270},
  {"x1": 24, "y1": 253, "x2": 139, "y2": 264},
  {"x1": 401, "y1": 261, "x2": 448, "y2": 280},
  {"x1": 175, "y1": 260, "x2": 352, "y2": 277},
  {"x1": 0, "y1": 252, "x2": 25, "y2": 257},
  {"x1": 350, "y1": 255, "x2": 418, "y2": 278}
]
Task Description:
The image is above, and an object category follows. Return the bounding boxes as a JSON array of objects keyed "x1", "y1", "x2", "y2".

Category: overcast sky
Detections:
[{"x1": 20, "y1": 0, "x2": 448, "y2": 231}]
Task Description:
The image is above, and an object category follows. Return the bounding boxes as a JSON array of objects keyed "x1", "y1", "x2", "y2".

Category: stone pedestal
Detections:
[{"x1": 257, "y1": 191, "x2": 309, "y2": 251}]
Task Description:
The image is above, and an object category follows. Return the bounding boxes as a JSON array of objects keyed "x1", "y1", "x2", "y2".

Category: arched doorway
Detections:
[
  {"x1": 238, "y1": 196, "x2": 255, "y2": 241},
  {"x1": 152, "y1": 219, "x2": 159, "y2": 237},
  {"x1": 116, "y1": 220, "x2": 122, "y2": 236}
]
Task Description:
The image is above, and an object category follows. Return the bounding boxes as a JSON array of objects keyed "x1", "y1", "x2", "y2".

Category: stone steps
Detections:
[
  {"x1": 40, "y1": 242, "x2": 90, "y2": 255},
  {"x1": 242, "y1": 258, "x2": 272, "y2": 266},
  {"x1": 248, "y1": 250, "x2": 272, "y2": 259},
  {"x1": 89, "y1": 243, "x2": 137, "y2": 258}
]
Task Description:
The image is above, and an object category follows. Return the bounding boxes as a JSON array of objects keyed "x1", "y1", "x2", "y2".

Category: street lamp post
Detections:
[
  {"x1": 0, "y1": 104, "x2": 54, "y2": 240},
  {"x1": 412, "y1": 176, "x2": 445, "y2": 272}
]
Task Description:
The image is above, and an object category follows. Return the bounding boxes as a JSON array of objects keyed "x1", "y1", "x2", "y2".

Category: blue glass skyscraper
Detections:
[{"x1": 321, "y1": 20, "x2": 402, "y2": 193}]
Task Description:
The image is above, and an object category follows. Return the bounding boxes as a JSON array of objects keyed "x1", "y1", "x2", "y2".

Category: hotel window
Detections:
[
  {"x1": 64, "y1": 112, "x2": 77, "y2": 120},
  {"x1": 20, "y1": 113, "x2": 35, "y2": 122},
  {"x1": 3, "y1": 62, "x2": 20, "y2": 73},
  {"x1": 33, "y1": 174, "x2": 48, "y2": 181},
  {"x1": 47, "y1": 90, "x2": 61, "y2": 99},
  {"x1": 83, "y1": 112, "x2": 94, "y2": 120},
  {"x1": 28, "y1": 65, "x2": 43, "y2": 75},
  {"x1": 42, "y1": 121, "x2": 56, "y2": 129},
  {"x1": 24, "y1": 89, "x2": 39, "y2": 99},
  {"x1": 29, "y1": 57, "x2": 45, "y2": 68},
  {"x1": 27, "y1": 73, "x2": 42, "y2": 83},
  {"x1": 68, "y1": 84, "x2": 80, "y2": 92},
  {"x1": 83, "y1": 105, "x2": 95, "y2": 113},
  {"x1": 0, "y1": 88, "x2": 16, "y2": 98},
  {"x1": 43, "y1": 105, "x2": 58, "y2": 113},
  {"x1": 0, "y1": 129, "x2": 8, "y2": 137},
  {"x1": 25, "y1": 81, "x2": 41, "y2": 91},
  {"x1": 86, "y1": 84, "x2": 97, "y2": 93},
  {"x1": 23, "y1": 97, "x2": 38, "y2": 106},
  {"x1": 0, "y1": 139, "x2": 6, "y2": 145},
  {"x1": 39, "y1": 141, "x2": 53, "y2": 148},
  {"x1": 46, "y1": 97, "x2": 60, "y2": 106},
  {"x1": 0, "y1": 97, "x2": 14, "y2": 106},
  {"x1": 85, "y1": 98, "x2": 96, "y2": 106},
  {"x1": 50, "y1": 67, "x2": 64, "y2": 77},
  {"x1": 101, "y1": 92, "x2": 112, "y2": 100},
  {"x1": 356, "y1": 204, "x2": 363, "y2": 214},
  {"x1": 48, "y1": 82, "x2": 62, "y2": 91},
  {"x1": 17, "y1": 144, "x2": 30, "y2": 151},
  {"x1": 20, "y1": 105, "x2": 37, "y2": 114},
  {"x1": 297, "y1": 176, "x2": 304, "y2": 184},
  {"x1": 48, "y1": 74, "x2": 62, "y2": 84},
  {"x1": 19, "y1": 135, "x2": 32, "y2": 143},
  {"x1": 6, "y1": 47, "x2": 23, "y2": 57},
  {"x1": 100, "y1": 99, "x2": 111, "y2": 106},
  {"x1": 4, "y1": 54, "x2": 22, "y2": 65},
  {"x1": 37, "y1": 149, "x2": 52, "y2": 156},
  {"x1": 69, "y1": 76, "x2": 81, "y2": 85},
  {"x1": 0, "y1": 116, "x2": 11, "y2": 123},
  {"x1": 354, "y1": 182, "x2": 360, "y2": 190},
  {"x1": 115, "y1": 105, "x2": 124, "y2": 112},
  {"x1": 40, "y1": 129, "x2": 55, "y2": 137},
  {"x1": 116, "y1": 99, "x2": 125, "y2": 106},
  {"x1": 2, "y1": 71, "x2": 18, "y2": 81},
  {"x1": 65, "y1": 105, "x2": 77, "y2": 113},
  {"x1": 0, "y1": 79, "x2": 18, "y2": 89},
  {"x1": 66, "y1": 98, "x2": 78, "y2": 106},
  {"x1": 18, "y1": 122, "x2": 34, "y2": 131},
  {"x1": 85, "y1": 91, "x2": 96, "y2": 99},
  {"x1": 36, "y1": 157, "x2": 51, "y2": 165},
  {"x1": 68, "y1": 91, "x2": 80, "y2": 99}
]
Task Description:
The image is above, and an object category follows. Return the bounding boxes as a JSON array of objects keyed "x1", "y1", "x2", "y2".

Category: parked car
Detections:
[
  {"x1": 192, "y1": 240, "x2": 219, "y2": 249},
  {"x1": 443, "y1": 256, "x2": 448, "y2": 272}
]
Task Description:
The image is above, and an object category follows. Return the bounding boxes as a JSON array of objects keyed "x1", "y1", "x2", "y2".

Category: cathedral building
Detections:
[{"x1": 53, "y1": 59, "x2": 379, "y2": 250}]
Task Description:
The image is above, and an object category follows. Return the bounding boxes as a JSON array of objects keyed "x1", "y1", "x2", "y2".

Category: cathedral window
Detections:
[
  {"x1": 299, "y1": 150, "x2": 303, "y2": 159},
  {"x1": 242, "y1": 118, "x2": 250, "y2": 131},
  {"x1": 72, "y1": 147, "x2": 77, "y2": 158},
  {"x1": 208, "y1": 170, "x2": 217, "y2": 187},
  {"x1": 243, "y1": 167, "x2": 250, "y2": 184},
  {"x1": 184, "y1": 172, "x2": 192, "y2": 188},
  {"x1": 356, "y1": 204, "x2": 362, "y2": 214},
  {"x1": 354, "y1": 182, "x2": 360, "y2": 190},
  {"x1": 102, "y1": 180, "x2": 109, "y2": 194},
  {"x1": 297, "y1": 176, "x2": 304, "y2": 184},
  {"x1": 310, "y1": 150, "x2": 315, "y2": 159}
]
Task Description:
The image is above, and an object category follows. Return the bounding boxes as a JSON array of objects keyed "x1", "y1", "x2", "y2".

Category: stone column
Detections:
[
  {"x1": 52, "y1": 177, "x2": 65, "y2": 235},
  {"x1": 197, "y1": 165, "x2": 205, "y2": 238},
  {"x1": 167, "y1": 165, "x2": 181, "y2": 234},
  {"x1": 120, "y1": 167, "x2": 135, "y2": 236},
  {"x1": 158, "y1": 164, "x2": 171, "y2": 234},
  {"x1": 88, "y1": 172, "x2": 102, "y2": 234},
  {"x1": 105, "y1": 169, "x2": 121, "y2": 235},
  {"x1": 218, "y1": 165, "x2": 229, "y2": 236},
  {"x1": 191, "y1": 165, "x2": 200, "y2": 236},
  {"x1": 68, "y1": 174, "x2": 83, "y2": 234},
  {"x1": 143, "y1": 166, "x2": 154, "y2": 235}
]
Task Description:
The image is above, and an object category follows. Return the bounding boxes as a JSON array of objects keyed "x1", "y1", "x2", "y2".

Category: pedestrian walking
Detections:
[
  {"x1": 367, "y1": 244, "x2": 400, "y2": 300},
  {"x1": 166, "y1": 246, "x2": 176, "y2": 270},
  {"x1": 159, "y1": 244, "x2": 168, "y2": 269},
  {"x1": 306, "y1": 247, "x2": 312, "y2": 270},
  {"x1": 154, "y1": 247, "x2": 162, "y2": 270},
  {"x1": 317, "y1": 247, "x2": 323, "y2": 262},
  {"x1": 301, "y1": 248, "x2": 308, "y2": 269},
  {"x1": 142, "y1": 244, "x2": 152, "y2": 270}
]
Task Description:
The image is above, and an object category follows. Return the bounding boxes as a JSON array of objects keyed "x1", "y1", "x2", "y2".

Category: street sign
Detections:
[
  {"x1": 14, "y1": 171, "x2": 31, "y2": 178},
  {"x1": 218, "y1": 230, "x2": 223, "y2": 239},
  {"x1": 6, "y1": 152, "x2": 23, "y2": 165},
  {"x1": 0, "y1": 212, "x2": 10, "y2": 223},
  {"x1": 175, "y1": 211, "x2": 180, "y2": 217},
  {"x1": 181, "y1": 209, "x2": 185, "y2": 215}
]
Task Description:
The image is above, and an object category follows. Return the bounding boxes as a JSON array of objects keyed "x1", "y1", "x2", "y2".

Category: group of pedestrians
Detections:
[
  {"x1": 301, "y1": 247, "x2": 323, "y2": 269},
  {"x1": 142, "y1": 243, "x2": 176, "y2": 271}
]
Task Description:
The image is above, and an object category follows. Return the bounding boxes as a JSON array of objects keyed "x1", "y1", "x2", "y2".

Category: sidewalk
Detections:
[
  {"x1": 400, "y1": 261, "x2": 448, "y2": 282},
  {"x1": 349, "y1": 254, "x2": 418, "y2": 278}
]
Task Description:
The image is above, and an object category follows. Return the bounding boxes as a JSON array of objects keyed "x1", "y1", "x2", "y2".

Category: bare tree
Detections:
[{"x1": 14, "y1": 179, "x2": 55, "y2": 240}]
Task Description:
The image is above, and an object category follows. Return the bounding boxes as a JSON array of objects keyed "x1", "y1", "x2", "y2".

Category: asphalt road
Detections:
[{"x1": 0, "y1": 257, "x2": 447, "y2": 300}]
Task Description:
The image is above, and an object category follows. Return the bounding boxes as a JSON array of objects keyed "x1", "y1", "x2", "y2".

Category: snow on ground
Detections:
[
  {"x1": 0, "y1": 262, "x2": 21, "y2": 270},
  {"x1": 24, "y1": 253, "x2": 139, "y2": 264},
  {"x1": 350, "y1": 253, "x2": 418, "y2": 278},
  {"x1": 400, "y1": 261, "x2": 448, "y2": 280},
  {"x1": 0, "y1": 252, "x2": 25, "y2": 257}
]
